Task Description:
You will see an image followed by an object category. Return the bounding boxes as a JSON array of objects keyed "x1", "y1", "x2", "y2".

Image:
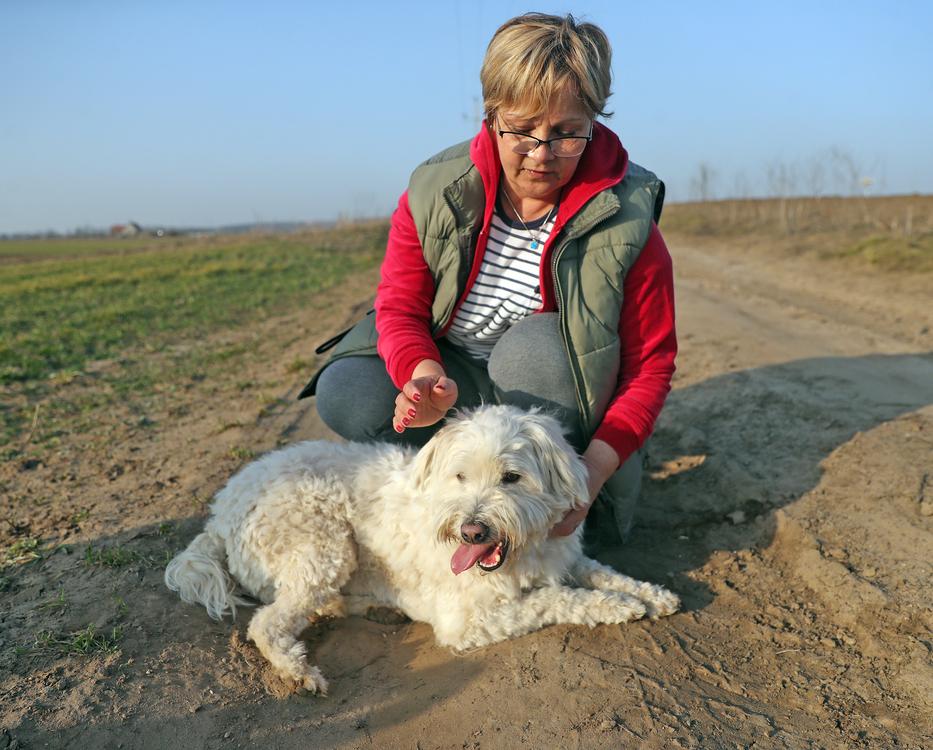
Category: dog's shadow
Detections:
[
  {"x1": 591, "y1": 351, "x2": 933, "y2": 611},
  {"x1": 225, "y1": 608, "x2": 483, "y2": 724}
]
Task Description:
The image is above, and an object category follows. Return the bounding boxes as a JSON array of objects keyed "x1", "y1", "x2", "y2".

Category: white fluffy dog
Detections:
[{"x1": 165, "y1": 405, "x2": 679, "y2": 694}]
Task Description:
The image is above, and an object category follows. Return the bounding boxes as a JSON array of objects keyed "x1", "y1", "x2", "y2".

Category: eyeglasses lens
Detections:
[{"x1": 512, "y1": 137, "x2": 586, "y2": 157}]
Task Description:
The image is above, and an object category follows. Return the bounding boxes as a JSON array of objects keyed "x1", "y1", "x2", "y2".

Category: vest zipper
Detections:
[{"x1": 550, "y1": 204, "x2": 620, "y2": 440}]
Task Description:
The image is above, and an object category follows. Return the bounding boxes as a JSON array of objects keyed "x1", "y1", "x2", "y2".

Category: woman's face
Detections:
[{"x1": 493, "y1": 86, "x2": 591, "y2": 205}]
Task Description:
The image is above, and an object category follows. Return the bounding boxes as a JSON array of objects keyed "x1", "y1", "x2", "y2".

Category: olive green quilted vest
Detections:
[{"x1": 302, "y1": 139, "x2": 665, "y2": 443}]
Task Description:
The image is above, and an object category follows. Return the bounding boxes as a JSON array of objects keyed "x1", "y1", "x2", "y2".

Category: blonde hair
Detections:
[{"x1": 481, "y1": 13, "x2": 613, "y2": 123}]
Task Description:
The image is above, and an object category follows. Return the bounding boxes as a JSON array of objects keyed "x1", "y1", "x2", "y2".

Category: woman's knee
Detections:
[
  {"x1": 487, "y1": 313, "x2": 576, "y2": 410},
  {"x1": 488, "y1": 312, "x2": 582, "y2": 443},
  {"x1": 314, "y1": 357, "x2": 397, "y2": 442}
]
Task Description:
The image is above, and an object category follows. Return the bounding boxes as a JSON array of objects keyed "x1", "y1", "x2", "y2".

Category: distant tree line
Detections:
[{"x1": 689, "y1": 148, "x2": 884, "y2": 203}]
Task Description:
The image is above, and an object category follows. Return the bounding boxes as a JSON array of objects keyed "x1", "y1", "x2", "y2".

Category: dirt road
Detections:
[{"x1": 2, "y1": 236, "x2": 931, "y2": 749}]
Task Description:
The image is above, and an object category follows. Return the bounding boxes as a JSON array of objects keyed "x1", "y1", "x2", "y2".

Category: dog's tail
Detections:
[{"x1": 164, "y1": 529, "x2": 250, "y2": 620}]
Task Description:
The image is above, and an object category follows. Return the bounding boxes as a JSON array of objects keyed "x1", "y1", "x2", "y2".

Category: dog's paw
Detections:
[
  {"x1": 589, "y1": 591, "x2": 647, "y2": 624},
  {"x1": 296, "y1": 666, "x2": 329, "y2": 696},
  {"x1": 644, "y1": 588, "x2": 680, "y2": 619}
]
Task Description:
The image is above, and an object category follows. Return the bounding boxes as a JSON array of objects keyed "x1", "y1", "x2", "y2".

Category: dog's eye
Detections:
[
  {"x1": 501, "y1": 471, "x2": 521, "y2": 484},
  {"x1": 456, "y1": 472, "x2": 466, "y2": 482}
]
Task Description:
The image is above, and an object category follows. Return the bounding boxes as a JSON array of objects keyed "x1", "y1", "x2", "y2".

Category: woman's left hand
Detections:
[
  {"x1": 549, "y1": 502, "x2": 592, "y2": 537},
  {"x1": 549, "y1": 438, "x2": 620, "y2": 537}
]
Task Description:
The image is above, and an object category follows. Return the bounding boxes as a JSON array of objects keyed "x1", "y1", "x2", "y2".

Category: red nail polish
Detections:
[
  {"x1": 402, "y1": 417, "x2": 410, "y2": 426},
  {"x1": 412, "y1": 392, "x2": 421, "y2": 402},
  {"x1": 394, "y1": 424, "x2": 403, "y2": 433},
  {"x1": 407, "y1": 409, "x2": 416, "y2": 418}
]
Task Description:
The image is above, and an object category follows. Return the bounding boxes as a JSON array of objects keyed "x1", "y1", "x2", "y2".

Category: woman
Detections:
[{"x1": 304, "y1": 13, "x2": 676, "y2": 544}]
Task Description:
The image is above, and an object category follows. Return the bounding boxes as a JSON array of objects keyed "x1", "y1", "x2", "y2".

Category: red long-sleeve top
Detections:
[{"x1": 375, "y1": 123, "x2": 676, "y2": 466}]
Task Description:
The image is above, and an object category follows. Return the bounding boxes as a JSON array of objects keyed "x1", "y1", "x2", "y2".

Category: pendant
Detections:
[{"x1": 530, "y1": 240, "x2": 539, "y2": 249}]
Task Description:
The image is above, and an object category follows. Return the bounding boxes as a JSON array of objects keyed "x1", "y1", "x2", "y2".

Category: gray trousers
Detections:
[{"x1": 315, "y1": 313, "x2": 642, "y2": 541}]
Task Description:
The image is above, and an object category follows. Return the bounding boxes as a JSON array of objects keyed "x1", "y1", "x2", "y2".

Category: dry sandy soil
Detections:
[{"x1": 2, "y1": 232, "x2": 932, "y2": 749}]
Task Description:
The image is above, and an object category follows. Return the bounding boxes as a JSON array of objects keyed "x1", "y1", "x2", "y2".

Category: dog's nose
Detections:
[{"x1": 460, "y1": 522, "x2": 489, "y2": 545}]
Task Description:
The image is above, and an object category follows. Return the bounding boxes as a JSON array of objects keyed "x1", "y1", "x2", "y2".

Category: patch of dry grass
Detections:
[{"x1": 663, "y1": 195, "x2": 933, "y2": 272}]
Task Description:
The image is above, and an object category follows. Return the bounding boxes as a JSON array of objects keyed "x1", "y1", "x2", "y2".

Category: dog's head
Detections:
[{"x1": 412, "y1": 405, "x2": 589, "y2": 576}]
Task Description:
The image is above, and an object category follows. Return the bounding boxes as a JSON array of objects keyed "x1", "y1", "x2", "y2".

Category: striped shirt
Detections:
[{"x1": 445, "y1": 198, "x2": 557, "y2": 360}]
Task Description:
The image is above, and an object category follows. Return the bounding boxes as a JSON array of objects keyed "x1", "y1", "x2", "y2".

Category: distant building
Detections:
[{"x1": 110, "y1": 222, "x2": 142, "y2": 237}]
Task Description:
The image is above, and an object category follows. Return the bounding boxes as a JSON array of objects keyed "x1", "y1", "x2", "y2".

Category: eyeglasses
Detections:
[{"x1": 496, "y1": 119, "x2": 593, "y2": 158}]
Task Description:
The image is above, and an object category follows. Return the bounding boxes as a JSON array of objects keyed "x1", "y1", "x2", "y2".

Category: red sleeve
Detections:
[
  {"x1": 592, "y1": 223, "x2": 677, "y2": 465},
  {"x1": 374, "y1": 191, "x2": 444, "y2": 388}
]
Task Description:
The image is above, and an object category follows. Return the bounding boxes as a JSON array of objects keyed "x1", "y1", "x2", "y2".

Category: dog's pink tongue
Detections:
[{"x1": 451, "y1": 543, "x2": 495, "y2": 575}]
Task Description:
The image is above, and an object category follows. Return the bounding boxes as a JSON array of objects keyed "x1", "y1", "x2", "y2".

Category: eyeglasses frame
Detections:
[{"x1": 496, "y1": 118, "x2": 594, "y2": 158}]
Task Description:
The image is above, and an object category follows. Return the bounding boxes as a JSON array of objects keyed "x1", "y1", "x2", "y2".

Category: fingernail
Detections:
[
  {"x1": 394, "y1": 424, "x2": 403, "y2": 433},
  {"x1": 402, "y1": 417, "x2": 410, "y2": 426},
  {"x1": 412, "y1": 393, "x2": 421, "y2": 402},
  {"x1": 407, "y1": 408, "x2": 416, "y2": 418}
]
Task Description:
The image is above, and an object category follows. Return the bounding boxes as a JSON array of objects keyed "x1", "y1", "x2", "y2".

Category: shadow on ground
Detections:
[{"x1": 600, "y1": 351, "x2": 933, "y2": 611}]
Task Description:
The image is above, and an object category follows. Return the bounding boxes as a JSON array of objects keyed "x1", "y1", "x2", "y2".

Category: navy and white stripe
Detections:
[{"x1": 445, "y1": 199, "x2": 557, "y2": 360}]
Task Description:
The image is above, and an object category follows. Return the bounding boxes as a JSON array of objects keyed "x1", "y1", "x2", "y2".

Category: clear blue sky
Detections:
[{"x1": 2, "y1": 1, "x2": 931, "y2": 234}]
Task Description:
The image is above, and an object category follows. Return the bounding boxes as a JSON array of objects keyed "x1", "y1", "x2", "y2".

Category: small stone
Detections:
[
  {"x1": 820, "y1": 637, "x2": 836, "y2": 649},
  {"x1": 598, "y1": 719, "x2": 617, "y2": 732},
  {"x1": 862, "y1": 566, "x2": 877, "y2": 578},
  {"x1": 919, "y1": 502, "x2": 933, "y2": 517},
  {"x1": 726, "y1": 510, "x2": 746, "y2": 525}
]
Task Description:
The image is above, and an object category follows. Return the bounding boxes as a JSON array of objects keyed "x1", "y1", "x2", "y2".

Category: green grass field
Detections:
[
  {"x1": 0, "y1": 224, "x2": 387, "y2": 451},
  {"x1": 0, "y1": 235, "x2": 162, "y2": 261},
  {"x1": 1, "y1": 226, "x2": 385, "y2": 385}
]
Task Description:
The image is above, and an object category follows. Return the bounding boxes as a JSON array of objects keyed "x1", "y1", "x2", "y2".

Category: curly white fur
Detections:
[{"x1": 165, "y1": 405, "x2": 679, "y2": 694}]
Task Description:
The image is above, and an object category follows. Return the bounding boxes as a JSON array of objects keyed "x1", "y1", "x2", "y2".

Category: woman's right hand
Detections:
[{"x1": 393, "y1": 360, "x2": 458, "y2": 433}]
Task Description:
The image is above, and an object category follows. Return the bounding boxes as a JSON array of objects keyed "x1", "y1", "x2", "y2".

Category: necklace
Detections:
[{"x1": 501, "y1": 189, "x2": 556, "y2": 250}]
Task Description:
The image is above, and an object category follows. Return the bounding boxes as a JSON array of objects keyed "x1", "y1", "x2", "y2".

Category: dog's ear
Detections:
[
  {"x1": 411, "y1": 420, "x2": 457, "y2": 490},
  {"x1": 520, "y1": 413, "x2": 590, "y2": 509}
]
